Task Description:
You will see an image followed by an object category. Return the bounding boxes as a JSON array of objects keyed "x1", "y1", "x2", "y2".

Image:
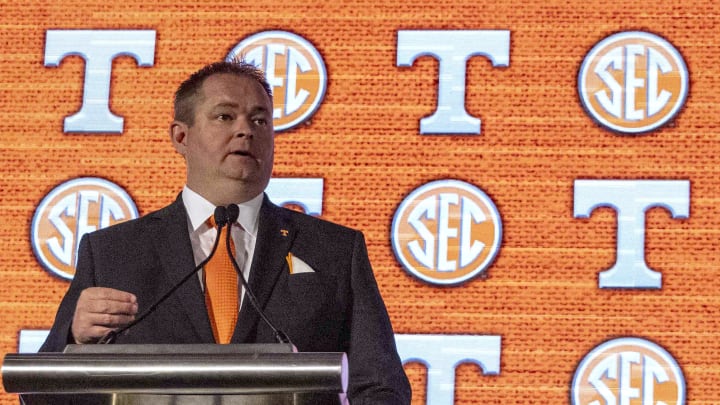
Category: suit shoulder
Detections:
[
  {"x1": 86, "y1": 203, "x2": 179, "y2": 240},
  {"x1": 278, "y1": 206, "x2": 360, "y2": 237}
]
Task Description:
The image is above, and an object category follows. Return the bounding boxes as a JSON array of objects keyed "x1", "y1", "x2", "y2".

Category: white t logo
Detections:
[
  {"x1": 44, "y1": 30, "x2": 156, "y2": 133},
  {"x1": 574, "y1": 179, "x2": 690, "y2": 288}
]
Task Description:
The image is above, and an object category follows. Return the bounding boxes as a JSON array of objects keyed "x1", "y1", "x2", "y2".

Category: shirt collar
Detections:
[{"x1": 182, "y1": 186, "x2": 263, "y2": 237}]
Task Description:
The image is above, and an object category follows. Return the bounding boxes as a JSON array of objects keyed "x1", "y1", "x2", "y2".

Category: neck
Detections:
[{"x1": 187, "y1": 182, "x2": 263, "y2": 206}]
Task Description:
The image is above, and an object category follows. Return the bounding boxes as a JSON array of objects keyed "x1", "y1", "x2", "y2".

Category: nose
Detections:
[{"x1": 233, "y1": 117, "x2": 254, "y2": 139}]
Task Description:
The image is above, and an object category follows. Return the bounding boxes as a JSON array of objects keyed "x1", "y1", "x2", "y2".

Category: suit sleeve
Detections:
[
  {"x1": 19, "y1": 235, "x2": 105, "y2": 405},
  {"x1": 345, "y1": 231, "x2": 411, "y2": 404},
  {"x1": 38, "y1": 233, "x2": 97, "y2": 352}
]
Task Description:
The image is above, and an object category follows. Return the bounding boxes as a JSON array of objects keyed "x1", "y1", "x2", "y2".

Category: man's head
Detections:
[
  {"x1": 173, "y1": 61, "x2": 273, "y2": 126},
  {"x1": 170, "y1": 61, "x2": 275, "y2": 205}
]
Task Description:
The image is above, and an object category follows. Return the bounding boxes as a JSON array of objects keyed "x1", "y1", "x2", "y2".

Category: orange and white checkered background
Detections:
[{"x1": 2, "y1": 0, "x2": 720, "y2": 403}]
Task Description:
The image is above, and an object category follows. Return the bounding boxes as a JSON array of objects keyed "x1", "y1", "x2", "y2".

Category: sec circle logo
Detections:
[
  {"x1": 578, "y1": 31, "x2": 688, "y2": 134},
  {"x1": 31, "y1": 177, "x2": 139, "y2": 280},
  {"x1": 571, "y1": 337, "x2": 686, "y2": 405},
  {"x1": 391, "y1": 180, "x2": 502, "y2": 285},
  {"x1": 227, "y1": 31, "x2": 327, "y2": 132}
]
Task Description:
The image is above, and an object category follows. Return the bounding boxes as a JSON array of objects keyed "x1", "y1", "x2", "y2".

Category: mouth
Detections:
[{"x1": 230, "y1": 150, "x2": 253, "y2": 158}]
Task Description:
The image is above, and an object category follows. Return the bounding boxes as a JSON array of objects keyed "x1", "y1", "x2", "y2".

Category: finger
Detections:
[
  {"x1": 83, "y1": 299, "x2": 138, "y2": 316},
  {"x1": 75, "y1": 325, "x2": 117, "y2": 344},
  {"x1": 77, "y1": 288, "x2": 138, "y2": 316},
  {"x1": 71, "y1": 312, "x2": 135, "y2": 342},
  {"x1": 72, "y1": 288, "x2": 139, "y2": 344},
  {"x1": 87, "y1": 312, "x2": 136, "y2": 328},
  {"x1": 83, "y1": 287, "x2": 137, "y2": 304}
]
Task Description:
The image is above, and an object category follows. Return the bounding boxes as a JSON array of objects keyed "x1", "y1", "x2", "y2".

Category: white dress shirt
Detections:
[{"x1": 181, "y1": 186, "x2": 262, "y2": 310}]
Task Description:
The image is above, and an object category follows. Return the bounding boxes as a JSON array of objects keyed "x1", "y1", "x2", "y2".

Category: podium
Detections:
[{"x1": 2, "y1": 344, "x2": 348, "y2": 405}]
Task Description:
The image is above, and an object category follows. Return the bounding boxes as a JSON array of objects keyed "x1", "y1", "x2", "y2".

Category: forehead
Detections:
[{"x1": 198, "y1": 73, "x2": 272, "y2": 108}]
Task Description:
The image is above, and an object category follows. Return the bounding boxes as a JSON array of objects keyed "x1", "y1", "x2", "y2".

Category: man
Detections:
[{"x1": 30, "y1": 61, "x2": 411, "y2": 404}]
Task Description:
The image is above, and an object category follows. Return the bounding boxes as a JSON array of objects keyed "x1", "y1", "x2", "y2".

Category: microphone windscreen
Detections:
[
  {"x1": 213, "y1": 205, "x2": 228, "y2": 227},
  {"x1": 226, "y1": 204, "x2": 240, "y2": 224}
]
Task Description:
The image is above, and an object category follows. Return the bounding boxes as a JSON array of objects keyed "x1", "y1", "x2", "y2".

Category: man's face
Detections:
[{"x1": 171, "y1": 73, "x2": 275, "y2": 201}]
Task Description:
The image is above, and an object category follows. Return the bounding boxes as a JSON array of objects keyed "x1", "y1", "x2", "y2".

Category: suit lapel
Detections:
[
  {"x1": 233, "y1": 196, "x2": 295, "y2": 343},
  {"x1": 150, "y1": 196, "x2": 215, "y2": 343}
]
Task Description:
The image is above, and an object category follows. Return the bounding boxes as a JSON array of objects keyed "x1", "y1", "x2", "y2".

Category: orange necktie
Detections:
[{"x1": 204, "y1": 216, "x2": 238, "y2": 344}]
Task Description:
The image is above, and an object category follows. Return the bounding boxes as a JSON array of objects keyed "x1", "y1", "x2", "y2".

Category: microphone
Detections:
[
  {"x1": 225, "y1": 204, "x2": 294, "y2": 347},
  {"x1": 98, "y1": 206, "x2": 230, "y2": 344}
]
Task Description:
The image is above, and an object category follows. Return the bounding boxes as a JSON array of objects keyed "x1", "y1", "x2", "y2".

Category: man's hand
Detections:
[{"x1": 71, "y1": 287, "x2": 138, "y2": 344}]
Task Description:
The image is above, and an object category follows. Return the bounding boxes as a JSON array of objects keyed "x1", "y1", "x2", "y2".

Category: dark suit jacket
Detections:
[{"x1": 29, "y1": 194, "x2": 410, "y2": 404}]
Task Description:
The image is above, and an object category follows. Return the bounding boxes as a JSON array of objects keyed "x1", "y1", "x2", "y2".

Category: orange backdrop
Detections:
[{"x1": 1, "y1": 1, "x2": 719, "y2": 403}]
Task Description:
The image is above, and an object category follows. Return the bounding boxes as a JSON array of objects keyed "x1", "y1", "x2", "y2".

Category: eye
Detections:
[
  {"x1": 253, "y1": 117, "x2": 269, "y2": 126},
  {"x1": 216, "y1": 113, "x2": 233, "y2": 122}
]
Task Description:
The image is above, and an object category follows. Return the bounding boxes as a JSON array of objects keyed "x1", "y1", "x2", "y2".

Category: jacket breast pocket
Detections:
[{"x1": 287, "y1": 272, "x2": 328, "y2": 308}]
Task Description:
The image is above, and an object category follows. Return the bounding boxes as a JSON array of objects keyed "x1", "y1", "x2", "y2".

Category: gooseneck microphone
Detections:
[
  {"x1": 224, "y1": 204, "x2": 294, "y2": 347},
  {"x1": 98, "y1": 206, "x2": 230, "y2": 344}
]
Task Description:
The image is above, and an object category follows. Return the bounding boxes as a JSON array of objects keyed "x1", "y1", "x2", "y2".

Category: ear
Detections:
[{"x1": 170, "y1": 121, "x2": 189, "y2": 156}]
